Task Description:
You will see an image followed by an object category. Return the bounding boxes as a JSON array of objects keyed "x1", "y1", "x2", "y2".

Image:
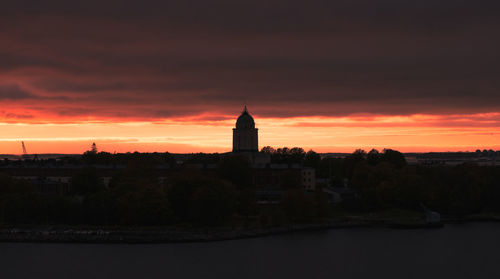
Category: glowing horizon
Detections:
[{"x1": 2, "y1": 112, "x2": 499, "y2": 155}]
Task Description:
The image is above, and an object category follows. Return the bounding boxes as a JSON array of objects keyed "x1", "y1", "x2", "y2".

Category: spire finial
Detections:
[{"x1": 244, "y1": 104, "x2": 247, "y2": 113}]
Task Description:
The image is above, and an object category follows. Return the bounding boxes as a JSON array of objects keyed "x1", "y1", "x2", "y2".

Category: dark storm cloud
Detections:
[
  {"x1": 1, "y1": 0, "x2": 500, "y2": 119},
  {"x1": 0, "y1": 84, "x2": 34, "y2": 100}
]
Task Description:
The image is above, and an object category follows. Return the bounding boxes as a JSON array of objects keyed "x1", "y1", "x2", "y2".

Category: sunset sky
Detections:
[{"x1": 1, "y1": 1, "x2": 500, "y2": 154}]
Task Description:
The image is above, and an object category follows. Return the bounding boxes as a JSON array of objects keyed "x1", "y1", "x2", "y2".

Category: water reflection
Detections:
[{"x1": 2, "y1": 223, "x2": 500, "y2": 279}]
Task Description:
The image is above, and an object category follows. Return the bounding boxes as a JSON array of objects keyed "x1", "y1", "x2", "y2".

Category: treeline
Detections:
[
  {"x1": 72, "y1": 151, "x2": 178, "y2": 167},
  {"x1": 0, "y1": 154, "x2": 328, "y2": 227},
  {"x1": 260, "y1": 147, "x2": 500, "y2": 214},
  {"x1": 321, "y1": 149, "x2": 500, "y2": 214},
  {"x1": 1, "y1": 147, "x2": 500, "y2": 227}
]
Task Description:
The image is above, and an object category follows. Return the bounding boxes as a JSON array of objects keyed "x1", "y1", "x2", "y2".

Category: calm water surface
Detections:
[{"x1": 1, "y1": 223, "x2": 500, "y2": 279}]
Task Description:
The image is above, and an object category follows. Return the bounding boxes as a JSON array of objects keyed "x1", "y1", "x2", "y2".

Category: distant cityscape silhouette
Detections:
[{"x1": 0, "y1": 107, "x2": 499, "y2": 240}]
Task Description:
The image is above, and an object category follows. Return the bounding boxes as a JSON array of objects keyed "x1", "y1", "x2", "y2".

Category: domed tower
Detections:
[{"x1": 233, "y1": 106, "x2": 258, "y2": 152}]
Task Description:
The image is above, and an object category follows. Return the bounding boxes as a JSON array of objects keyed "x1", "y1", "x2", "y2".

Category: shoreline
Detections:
[
  {"x1": 1, "y1": 215, "x2": 500, "y2": 244},
  {"x1": 0, "y1": 221, "x2": 370, "y2": 244}
]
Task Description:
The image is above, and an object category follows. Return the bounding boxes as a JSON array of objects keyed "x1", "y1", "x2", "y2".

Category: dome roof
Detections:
[{"x1": 236, "y1": 106, "x2": 255, "y2": 129}]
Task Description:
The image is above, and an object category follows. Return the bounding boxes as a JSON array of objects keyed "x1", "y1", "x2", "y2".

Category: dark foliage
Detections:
[{"x1": 2, "y1": 147, "x2": 500, "y2": 227}]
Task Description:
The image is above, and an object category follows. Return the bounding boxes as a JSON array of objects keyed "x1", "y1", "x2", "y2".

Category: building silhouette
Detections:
[
  {"x1": 1, "y1": 105, "x2": 317, "y2": 201},
  {"x1": 233, "y1": 105, "x2": 258, "y2": 152}
]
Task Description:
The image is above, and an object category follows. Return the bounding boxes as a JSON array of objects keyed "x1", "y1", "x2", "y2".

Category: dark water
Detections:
[{"x1": 2, "y1": 223, "x2": 500, "y2": 279}]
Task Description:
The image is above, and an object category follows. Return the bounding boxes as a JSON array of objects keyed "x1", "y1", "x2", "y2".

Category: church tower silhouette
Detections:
[{"x1": 233, "y1": 105, "x2": 258, "y2": 152}]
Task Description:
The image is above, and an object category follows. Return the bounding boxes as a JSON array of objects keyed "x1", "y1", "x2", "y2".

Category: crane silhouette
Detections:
[{"x1": 21, "y1": 141, "x2": 30, "y2": 160}]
